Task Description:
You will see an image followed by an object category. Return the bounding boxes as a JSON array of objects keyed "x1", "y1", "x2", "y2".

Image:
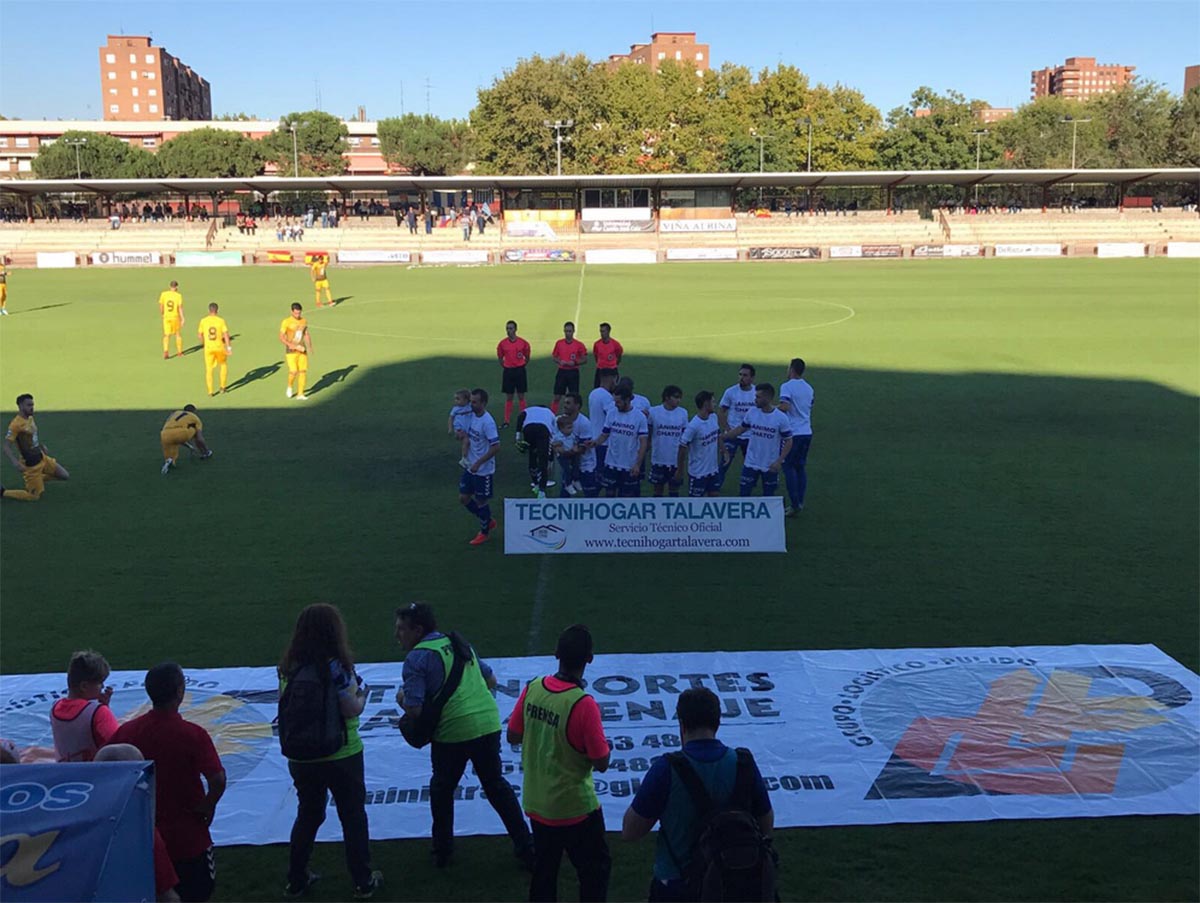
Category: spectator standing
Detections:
[
  {"x1": 425, "y1": 207, "x2": 434, "y2": 234},
  {"x1": 277, "y1": 603, "x2": 382, "y2": 900},
  {"x1": 621, "y1": 688, "x2": 775, "y2": 902},
  {"x1": 395, "y1": 602, "x2": 534, "y2": 869},
  {"x1": 551, "y1": 322, "x2": 588, "y2": 414},
  {"x1": 508, "y1": 625, "x2": 611, "y2": 902},
  {"x1": 50, "y1": 650, "x2": 119, "y2": 762},
  {"x1": 109, "y1": 663, "x2": 227, "y2": 903},
  {"x1": 777, "y1": 357, "x2": 814, "y2": 516},
  {"x1": 591, "y1": 323, "x2": 623, "y2": 388},
  {"x1": 406, "y1": 207, "x2": 417, "y2": 235}
]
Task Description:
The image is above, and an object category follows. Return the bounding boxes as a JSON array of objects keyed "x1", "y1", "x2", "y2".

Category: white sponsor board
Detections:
[
  {"x1": 174, "y1": 251, "x2": 243, "y2": 267},
  {"x1": 504, "y1": 497, "x2": 785, "y2": 554},
  {"x1": 581, "y1": 207, "x2": 653, "y2": 222},
  {"x1": 90, "y1": 251, "x2": 162, "y2": 266},
  {"x1": 944, "y1": 244, "x2": 983, "y2": 257},
  {"x1": 665, "y1": 247, "x2": 739, "y2": 261},
  {"x1": 1096, "y1": 243, "x2": 1146, "y2": 259},
  {"x1": 994, "y1": 243, "x2": 1062, "y2": 258},
  {"x1": 1166, "y1": 242, "x2": 1200, "y2": 258},
  {"x1": 829, "y1": 245, "x2": 863, "y2": 259},
  {"x1": 337, "y1": 250, "x2": 413, "y2": 264},
  {"x1": 2, "y1": 644, "x2": 1195, "y2": 846},
  {"x1": 36, "y1": 252, "x2": 76, "y2": 269},
  {"x1": 584, "y1": 249, "x2": 658, "y2": 265},
  {"x1": 421, "y1": 250, "x2": 490, "y2": 264},
  {"x1": 506, "y1": 221, "x2": 558, "y2": 239},
  {"x1": 659, "y1": 219, "x2": 738, "y2": 233}
]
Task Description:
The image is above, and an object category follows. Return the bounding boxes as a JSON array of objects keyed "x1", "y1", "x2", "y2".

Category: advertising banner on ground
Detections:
[
  {"x1": 174, "y1": 251, "x2": 243, "y2": 267},
  {"x1": 584, "y1": 249, "x2": 658, "y2": 265},
  {"x1": 994, "y1": 244, "x2": 1062, "y2": 258},
  {"x1": 659, "y1": 219, "x2": 738, "y2": 233},
  {"x1": 421, "y1": 250, "x2": 490, "y2": 264},
  {"x1": 829, "y1": 245, "x2": 863, "y2": 259},
  {"x1": 503, "y1": 249, "x2": 577, "y2": 262},
  {"x1": 862, "y1": 244, "x2": 902, "y2": 258},
  {"x1": 912, "y1": 245, "x2": 943, "y2": 258},
  {"x1": 89, "y1": 251, "x2": 162, "y2": 266},
  {"x1": 1, "y1": 645, "x2": 1195, "y2": 847},
  {"x1": 1165, "y1": 242, "x2": 1200, "y2": 258},
  {"x1": 580, "y1": 219, "x2": 656, "y2": 234},
  {"x1": 748, "y1": 247, "x2": 821, "y2": 260},
  {"x1": 35, "y1": 252, "x2": 76, "y2": 269},
  {"x1": 503, "y1": 497, "x2": 786, "y2": 554},
  {"x1": 1096, "y1": 243, "x2": 1147, "y2": 258},
  {"x1": 0, "y1": 762, "x2": 155, "y2": 902},
  {"x1": 665, "y1": 248, "x2": 739, "y2": 261},
  {"x1": 337, "y1": 250, "x2": 413, "y2": 264},
  {"x1": 505, "y1": 222, "x2": 559, "y2": 239},
  {"x1": 945, "y1": 244, "x2": 983, "y2": 257}
]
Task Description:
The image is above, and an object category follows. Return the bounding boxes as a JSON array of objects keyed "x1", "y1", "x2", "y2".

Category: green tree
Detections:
[
  {"x1": 32, "y1": 130, "x2": 146, "y2": 179},
  {"x1": 213, "y1": 112, "x2": 258, "y2": 121},
  {"x1": 991, "y1": 96, "x2": 1106, "y2": 169},
  {"x1": 876, "y1": 87, "x2": 998, "y2": 170},
  {"x1": 121, "y1": 145, "x2": 162, "y2": 178},
  {"x1": 157, "y1": 127, "x2": 263, "y2": 178},
  {"x1": 376, "y1": 114, "x2": 473, "y2": 175},
  {"x1": 1092, "y1": 81, "x2": 1176, "y2": 166},
  {"x1": 1170, "y1": 87, "x2": 1200, "y2": 166},
  {"x1": 261, "y1": 110, "x2": 348, "y2": 175}
]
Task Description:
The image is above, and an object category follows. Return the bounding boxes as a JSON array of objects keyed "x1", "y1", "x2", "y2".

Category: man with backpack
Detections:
[
  {"x1": 621, "y1": 688, "x2": 777, "y2": 902},
  {"x1": 394, "y1": 602, "x2": 534, "y2": 869}
]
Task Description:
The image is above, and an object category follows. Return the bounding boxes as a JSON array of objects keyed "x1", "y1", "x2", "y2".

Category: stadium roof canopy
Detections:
[{"x1": 0, "y1": 169, "x2": 1197, "y2": 198}]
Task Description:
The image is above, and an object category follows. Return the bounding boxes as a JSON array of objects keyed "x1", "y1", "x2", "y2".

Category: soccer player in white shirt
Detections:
[
  {"x1": 587, "y1": 372, "x2": 617, "y2": 471},
  {"x1": 677, "y1": 390, "x2": 722, "y2": 497},
  {"x1": 647, "y1": 385, "x2": 688, "y2": 497},
  {"x1": 516, "y1": 404, "x2": 556, "y2": 497},
  {"x1": 617, "y1": 376, "x2": 651, "y2": 419},
  {"x1": 717, "y1": 363, "x2": 756, "y2": 488},
  {"x1": 595, "y1": 386, "x2": 649, "y2": 497},
  {"x1": 723, "y1": 383, "x2": 792, "y2": 497},
  {"x1": 459, "y1": 388, "x2": 501, "y2": 545},
  {"x1": 777, "y1": 357, "x2": 815, "y2": 515}
]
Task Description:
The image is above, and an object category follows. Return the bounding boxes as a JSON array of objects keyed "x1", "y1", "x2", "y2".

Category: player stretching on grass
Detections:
[
  {"x1": 279, "y1": 303, "x2": 313, "y2": 400},
  {"x1": 160, "y1": 404, "x2": 213, "y2": 475},
  {"x1": 197, "y1": 303, "x2": 232, "y2": 396},
  {"x1": 2, "y1": 394, "x2": 70, "y2": 501},
  {"x1": 311, "y1": 254, "x2": 334, "y2": 308},
  {"x1": 159, "y1": 280, "x2": 185, "y2": 358}
]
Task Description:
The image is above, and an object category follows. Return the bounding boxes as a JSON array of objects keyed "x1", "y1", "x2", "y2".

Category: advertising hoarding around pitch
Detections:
[
  {"x1": 504, "y1": 248, "x2": 577, "y2": 262},
  {"x1": 659, "y1": 219, "x2": 738, "y2": 233},
  {"x1": 90, "y1": 251, "x2": 162, "y2": 265},
  {"x1": 993, "y1": 244, "x2": 1063, "y2": 258},
  {"x1": 175, "y1": 251, "x2": 243, "y2": 267},
  {"x1": 666, "y1": 247, "x2": 739, "y2": 261},
  {"x1": 584, "y1": 248, "x2": 658, "y2": 265},
  {"x1": 421, "y1": 250, "x2": 490, "y2": 264},
  {"x1": 1166, "y1": 242, "x2": 1200, "y2": 258},
  {"x1": 337, "y1": 250, "x2": 413, "y2": 263},
  {"x1": 36, "y1": 252, "x2": 77, "y2": 268},
  {"x1": 829, "y1": 245, "x2": 863, "y2": 259},
  {"x1": 748, "y1": 247, "x2": 821, "y2": 260}
]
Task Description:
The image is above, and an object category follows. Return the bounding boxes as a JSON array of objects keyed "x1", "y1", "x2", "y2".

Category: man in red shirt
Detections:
[
  {"x1": 551, "y1": 322, "x2": 588, "y2": 415},
  {"x1": 591, "y1": 322, "x2": 623, "y2": 389},
  {"x1": 110, "y1": 663, "x2": 227, "y2": 903},
  {"x1": 496, "y1": 319, "x2": 531, "y2": 428}
]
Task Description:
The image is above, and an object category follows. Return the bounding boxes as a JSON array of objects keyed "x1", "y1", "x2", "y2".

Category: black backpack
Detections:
[
  {"x1": 666, "y1": 747, "x2": 779, "y2": 902},
  {"x1": 277, "y1": 662, "x2": 348, "y2": 760}
]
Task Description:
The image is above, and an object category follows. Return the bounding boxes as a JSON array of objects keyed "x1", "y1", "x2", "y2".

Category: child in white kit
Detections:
[
  {"x1": 552, "y1": 414, "x2": 583, "y2": 496},
  {"x1": 448, "y1": 388, "x2": 472, "y2": 468}
]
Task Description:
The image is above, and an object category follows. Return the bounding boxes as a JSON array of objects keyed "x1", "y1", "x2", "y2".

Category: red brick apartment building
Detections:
[
  {"x1": 1185, "y1": 65, "x2": 1200, "y2": 95},
  {"x1": 607, "y1": 32, "x2": 710, "y2": 76},
  {"x1": 99, "y1": 35, "x2": 211, "y2": 121},
  {"x1": 1030, "y1": 57, "x2": 1135, "y2": 100}
]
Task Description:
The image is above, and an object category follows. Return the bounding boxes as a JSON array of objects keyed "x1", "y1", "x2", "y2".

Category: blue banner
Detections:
[{"x1": 1, "y1": 762, "x2": 155, "y2": 902}]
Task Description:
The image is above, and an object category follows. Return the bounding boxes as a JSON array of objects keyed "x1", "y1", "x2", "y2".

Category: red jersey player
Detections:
[
  {"x1": 551, "y1": 321, "x2": 588, "y2": 413},
  {"x1": 592, "y1": 321, "x2": 623, "y2": 389},
  {"x1": 497, "y1": 319, "x2": 532, "y2": 427}
]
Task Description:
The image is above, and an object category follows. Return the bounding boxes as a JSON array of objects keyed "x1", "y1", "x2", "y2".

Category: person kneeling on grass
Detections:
[{"x1": 160, "y1": 405, "x2": 213, "y2": 475}]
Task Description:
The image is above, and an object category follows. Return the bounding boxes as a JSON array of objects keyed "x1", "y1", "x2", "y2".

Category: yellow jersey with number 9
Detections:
[
  {"x1": 198, "y1": 315, "x2": 229, "y2": 351},
  {"x1": 159, "y1": 290, "x2": 183, "y2": 320}
]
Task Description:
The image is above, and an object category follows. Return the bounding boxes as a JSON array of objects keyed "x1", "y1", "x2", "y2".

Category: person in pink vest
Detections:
[{"x1": 50, "y1": 650, "x2": 119, "y2": 762}]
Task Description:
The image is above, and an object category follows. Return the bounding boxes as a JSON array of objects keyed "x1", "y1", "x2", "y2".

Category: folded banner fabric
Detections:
[
  {"x1": 1, "y1": 645, "x2": 1195, "y2": 846},
  {"x1": 3, "y1": 645, "x2": 1196, "y2": 846}
]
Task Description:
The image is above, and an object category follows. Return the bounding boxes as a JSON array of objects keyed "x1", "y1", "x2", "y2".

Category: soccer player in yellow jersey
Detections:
[
  {"x1": 2, "y1": 394, "x2": 70, "y2": 501},
  {"x1": 0, "y1": 261, "x2": 9, "y2": 315},
  {"x1": 311, "y1": 254, "x2": 333, "y2": 307},
  {"x1": 159, "y1": 280, "x2": 185, "y2": 358},
  {"x1": 279, "y1": 302, "x2": 313, "y2": 400},
  {"x1": 160, "y1": 404, "x2": 213, "y2": 475},
  {"x1": 197, "y1": 302, "x2": 232, "y2": 396}
]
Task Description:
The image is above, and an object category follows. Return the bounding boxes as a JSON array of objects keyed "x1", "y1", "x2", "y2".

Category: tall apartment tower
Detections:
[
  {"x1": 99, "y1": 35, "x2": 211, "y2": 121},
  {"x1": 607, "y1": 32, "x2": 710, "y2": 76},
  {"x1": 1030, "y1": 57, "x2": 1135, "y2": 101}
]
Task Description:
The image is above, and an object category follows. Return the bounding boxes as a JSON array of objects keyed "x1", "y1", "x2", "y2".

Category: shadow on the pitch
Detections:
[
  {"x1": 225, "y1": 362, "x2": 283, "y2": 393},
  {"x1": 180, "y1": 344, "x2": 203, "y2": 357},
  {"x1": 330, "y1": 296, "x2": 354, "y2": 306},
  {"x1": 307, "y1": 364, "x2": 358, "y2": 396},
  {"x1": 9, "y1": 303, "x2": 72, "y2": 315}
]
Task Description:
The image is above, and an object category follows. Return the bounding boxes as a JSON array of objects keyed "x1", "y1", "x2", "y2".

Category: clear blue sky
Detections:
[{"x1": 1, "y1": 0, "x2": 1196, "y2": 121}]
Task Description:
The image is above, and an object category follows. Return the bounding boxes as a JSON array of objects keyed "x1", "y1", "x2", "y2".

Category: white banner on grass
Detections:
[
  {"x1": 994, "y1": 243, "x2": 1062, "y2": 258},
  {"x1": 337, "y1": 250, "x2": 412, "y2": 263},
  {"x1": 503, "y1": 497, "x2": 785, "y2": 554},
  {"x1": 584, "y1": 249, "x2": 658, "y2": 265},
  {"x1": 1096, "y1": 243, "x2": 1146, "y2": 259},
  {"x1": 90, "y1": 251, "x2": 162, "y2": 266},
  {"x1": 36, "y1": 252, "x2": 76, "y2": 269},
  {"x1": 174, "y1": 251, "x2": 243, "y2": 267},
  {"x1": 421, "y1": 250, "x2": 490, "y2": 264},
  {"x1": 659, "y1": 219, "x2": 738, "y2": 233},
  {"x1": 665, "y1": 247, "x2": 739, "y2": 261},
  {"x1": 1, "y1": 645, "x2": 1195, "y2": 846},
  {"x1": 829, "y1": 245, "x2": 863, "y2": 259},
  {"x1": 1165, "y1": 242, "x2": 1200, "y2": 258}
]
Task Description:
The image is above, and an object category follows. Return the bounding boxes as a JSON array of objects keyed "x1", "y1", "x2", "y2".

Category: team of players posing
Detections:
[{"x1": 451, "y1": 323, "x2": 815, "y2": 545}]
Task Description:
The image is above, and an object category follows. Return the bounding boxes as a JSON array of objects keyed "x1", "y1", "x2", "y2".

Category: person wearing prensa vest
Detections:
[
  {"x1": 50, "y1": 649, "x2": 119, "y2": 762},
  {"x1": 394, "y1": 602, "x2": 535, "y2": 869},
  {"x1": 507, "y1": 624, "x2": 612, "y2": 902}
]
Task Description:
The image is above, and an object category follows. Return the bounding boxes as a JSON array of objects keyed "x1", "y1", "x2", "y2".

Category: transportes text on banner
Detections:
[{"x1": 503, "y1": 497, "x2": 786, "y2": 554}]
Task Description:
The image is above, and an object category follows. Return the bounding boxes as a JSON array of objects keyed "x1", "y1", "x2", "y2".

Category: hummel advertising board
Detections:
[{"x1": 90, "y1": 251, "x2": 162, "y2": 265}]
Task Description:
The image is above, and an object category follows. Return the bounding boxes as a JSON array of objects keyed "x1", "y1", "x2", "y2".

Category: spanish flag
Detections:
[
  {"x1": 304, "y1": 251, "x2": 330, "y2": 264},
  {"x1": 267, "y1": 250, "x2": 293, "y2": 263}
]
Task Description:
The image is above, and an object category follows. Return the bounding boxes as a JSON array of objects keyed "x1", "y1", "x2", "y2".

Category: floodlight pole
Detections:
[
  {"x1": 972, "y1": 129, "x2": 988, "y2": 202},
  {"x1": 750, "y1": 129, "x2": 774, "y2": 203},
  {"x1": 803, "y1": 117, "x2": 814, "y2": 172},
  {"x1": 65, "y1": 137, "x2": 88, "y2": 179},
  {"x1": 543, "y1": 119, "x2": 574, "y2": 176},
  {"x1": 289, "y1": 123, "x2": 299, "y2": 176},
  {"x1": 1060, "y1": 116, "x2": 1092, "y2": 170}
]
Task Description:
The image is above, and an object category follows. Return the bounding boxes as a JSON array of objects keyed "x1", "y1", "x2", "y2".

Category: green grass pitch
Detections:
[{"x1": 1, "y1": 259, "x2": 1197, "y2": 901}]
